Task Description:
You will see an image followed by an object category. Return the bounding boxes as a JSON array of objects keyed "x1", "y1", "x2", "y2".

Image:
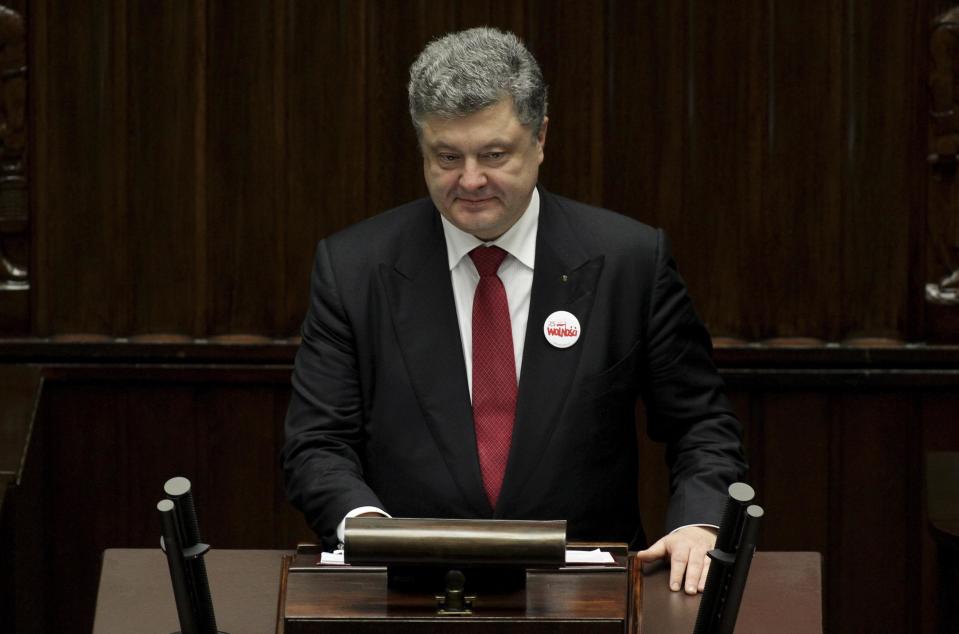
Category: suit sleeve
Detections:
[
  {"x1": 640, "y1": 229, "x2": 747, "y2": 531},
  {"x1": 282, "y1": 240, "x2": 384, "y2": 548}
]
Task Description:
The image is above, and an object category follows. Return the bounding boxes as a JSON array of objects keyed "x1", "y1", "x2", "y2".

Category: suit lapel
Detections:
[
  {"x1": 380, "y1": 207, "x2": 492, "y2": 517},
  {"x1": 496, "y1": 189, "x2": 604, "y2": 516}
]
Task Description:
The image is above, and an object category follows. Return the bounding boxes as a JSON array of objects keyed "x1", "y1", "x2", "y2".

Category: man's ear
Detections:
[{"x1": 538, "y1": 116, "x2": 549, "y2": 148}]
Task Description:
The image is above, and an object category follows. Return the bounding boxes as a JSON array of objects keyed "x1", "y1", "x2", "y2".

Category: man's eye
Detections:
[
  {"x1": 438, "y1": 154, "x2": 458, "y2": 163},
  {"x1": 484, "y1": 152, "x2": 505, "y2": 161}
]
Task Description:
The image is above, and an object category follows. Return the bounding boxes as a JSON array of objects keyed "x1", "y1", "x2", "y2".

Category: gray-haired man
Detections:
[{"x1": 283, "y1": 27, "x2": 746, "y2": 596}]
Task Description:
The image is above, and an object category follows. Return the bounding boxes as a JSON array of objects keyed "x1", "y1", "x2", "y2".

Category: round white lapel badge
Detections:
[{"x1": 544, "y1": 310, "x2": 581, "y2": 349}]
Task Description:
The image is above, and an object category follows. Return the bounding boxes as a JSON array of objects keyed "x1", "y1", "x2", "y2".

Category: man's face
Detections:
[{"x1": 419, "y1": 98, "x2": 547, "y2": 241}]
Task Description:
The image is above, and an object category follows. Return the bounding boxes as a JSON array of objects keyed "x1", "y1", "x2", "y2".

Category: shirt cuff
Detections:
[
  {"x1": 670, "y1": 523, "x2": 719, "y2": 534},
  {"x1": 336, "y1": 506, "x2": 391, "y2": 544}
]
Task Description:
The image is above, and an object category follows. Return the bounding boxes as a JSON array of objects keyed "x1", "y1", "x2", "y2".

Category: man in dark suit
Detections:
[{"x1": 282, "y1": 27, "x2": 746, "y2": 595}]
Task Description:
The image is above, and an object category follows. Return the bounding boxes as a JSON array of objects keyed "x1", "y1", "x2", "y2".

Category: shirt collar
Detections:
[{"x1": 440, "y1": 187, "x2": 539, "y2": 271}]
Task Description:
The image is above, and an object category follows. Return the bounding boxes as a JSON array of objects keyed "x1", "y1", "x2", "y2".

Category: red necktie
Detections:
[{"x1": 469, "y1": 246, "x2": 517, "y2": 509}]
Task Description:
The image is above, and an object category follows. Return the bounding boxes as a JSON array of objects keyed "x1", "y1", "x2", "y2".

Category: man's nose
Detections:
[{"x1": 459, "y1": 158, "x2": 487, "y2": 190}]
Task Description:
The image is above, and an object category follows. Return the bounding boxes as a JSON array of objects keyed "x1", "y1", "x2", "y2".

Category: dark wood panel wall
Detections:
[{"x1": 13, "y1": 0, "x2": 940, "y2": 342}]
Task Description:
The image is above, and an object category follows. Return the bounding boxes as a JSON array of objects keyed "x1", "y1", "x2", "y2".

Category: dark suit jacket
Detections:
[{"x1": 282, "y1": 188, "x2": 746, "y2": 550}]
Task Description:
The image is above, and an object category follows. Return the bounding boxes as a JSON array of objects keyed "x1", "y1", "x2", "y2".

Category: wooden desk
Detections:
[
  {"x1": 640, "y1": 553, "x2": 822, "y2": 633},
  {"x1": 94, "y1": 549, "x2": 821, "y2": 633},
  {"x1": 94, "y1": 549, "x2": 286, "y2": 634}
]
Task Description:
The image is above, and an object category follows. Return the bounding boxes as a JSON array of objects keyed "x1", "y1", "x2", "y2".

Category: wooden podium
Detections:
[
  {"x1": 279, "y1": 543, "x2": 639, "y2": 633},
  {"x1": 93, "y1": 549, "x2": 822, "y2": 633}
]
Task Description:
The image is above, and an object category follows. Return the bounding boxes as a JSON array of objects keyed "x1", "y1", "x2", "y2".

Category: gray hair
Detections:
[{"x1": 408, "y1": 27, "x2": 548, "y2": 138}]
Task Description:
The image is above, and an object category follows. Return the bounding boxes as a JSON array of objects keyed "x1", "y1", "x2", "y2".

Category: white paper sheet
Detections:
[
  {"x1": 564, "y1": 548, "x2": 615, "y2": 564},
  {"x1": 319, "y1": 549, "x2": 346, "y2": 565}
]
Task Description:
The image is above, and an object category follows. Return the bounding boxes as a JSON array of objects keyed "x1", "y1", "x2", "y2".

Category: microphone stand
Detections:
[{"x1": 158, "y1": 476, "x2": 223, "y2": 634}]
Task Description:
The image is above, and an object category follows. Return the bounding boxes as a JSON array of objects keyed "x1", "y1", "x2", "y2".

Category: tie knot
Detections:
[{"x1": 469, "y1": 246, "x2": 508, "y2": 277}]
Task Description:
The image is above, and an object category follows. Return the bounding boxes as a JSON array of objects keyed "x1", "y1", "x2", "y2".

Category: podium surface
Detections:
[{"x1": 93, "y1": 548, "x2": 821, "y2": 633}]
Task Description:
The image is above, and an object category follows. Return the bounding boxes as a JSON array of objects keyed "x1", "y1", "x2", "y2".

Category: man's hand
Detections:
[{"x1": 635, "y1": 525, "x2": 717, "y2": 595}]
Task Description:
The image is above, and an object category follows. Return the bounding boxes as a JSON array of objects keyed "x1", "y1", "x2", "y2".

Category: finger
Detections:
[
  {"x1": 697, "y1": 554, "x2": 711, "y2": 592},
  {"x1": 669, "y1": 545, "x2": 689, "y2": 592},
  {"x1": 635, "y1": 537, "x2": 667, "y2": 562},
  {"x1": 684, "y1": 548, "x2": 706, "y2": 595}
]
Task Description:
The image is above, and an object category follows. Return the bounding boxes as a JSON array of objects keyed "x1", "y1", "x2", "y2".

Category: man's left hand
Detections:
[{"x1": 635, "y1": 525, "x2": 717, "y2": 595}]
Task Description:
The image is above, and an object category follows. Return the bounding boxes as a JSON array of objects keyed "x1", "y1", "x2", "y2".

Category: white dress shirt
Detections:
[{"x1": 442, "y1": 187, "x2": 539, "y2": 395}]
